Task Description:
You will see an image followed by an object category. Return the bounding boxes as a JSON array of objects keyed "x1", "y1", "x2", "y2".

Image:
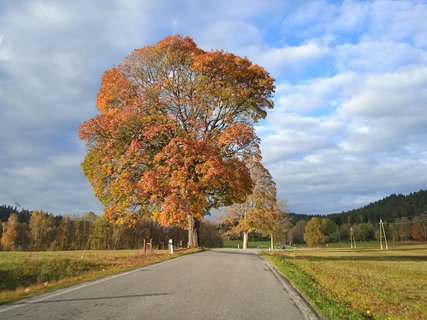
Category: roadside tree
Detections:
[
  {"x1": 257, "y1": 201, "x2": 289, "y2": 249},
  {"x1": 222, "y1": 164, "x2": 276, "y2": 249},
  {"x1": 80, "y1": 35, "x2": 274, "y2": 247}
]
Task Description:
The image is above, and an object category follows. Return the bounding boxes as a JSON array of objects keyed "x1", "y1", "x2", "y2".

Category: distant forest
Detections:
[
  {"x1": 0, "y1": 205, "x2": 32, "y2": 224},
  {"x1": 288, "y1": 189, "x2": 427, "y2": 224},
  {"x1": 286, "y1": 189, "x2": 427, "y2": 244},
  {"x1": 0, "y1": 206, "x2": 222, "y2": 251},
  {"x1": 2, "y1": 189, "x2": 427, "y2": 250}
]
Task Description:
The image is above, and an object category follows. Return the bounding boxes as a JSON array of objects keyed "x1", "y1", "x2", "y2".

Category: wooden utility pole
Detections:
[
  {"x1": 350, "y1": 227, "x2": 356, "y2": 248},
  {"x1": 379, "y1": 219, "x2": 388, "y2": 250}
]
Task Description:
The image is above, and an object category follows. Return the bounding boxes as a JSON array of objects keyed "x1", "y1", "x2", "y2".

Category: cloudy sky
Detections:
[{"x1": 1, "y1": 0, "x2": 426, "y2": 216}]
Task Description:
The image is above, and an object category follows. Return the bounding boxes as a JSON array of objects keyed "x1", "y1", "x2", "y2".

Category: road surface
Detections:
[{"x1": 0, "y1": 249, "x2": 317, "y2": 320}]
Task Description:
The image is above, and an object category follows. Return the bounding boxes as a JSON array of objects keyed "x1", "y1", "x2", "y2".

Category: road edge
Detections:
[
  {"x1": 0, "y1": 249, "x2": 204, "y2": 314},
  {"x1": 260, "y1": 255, "x2": 321, "y2": 320}
]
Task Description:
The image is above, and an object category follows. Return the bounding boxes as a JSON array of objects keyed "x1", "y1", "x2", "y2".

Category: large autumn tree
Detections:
[{"x1": 80, "y1": 35, "x2": 275, "y2": 247}]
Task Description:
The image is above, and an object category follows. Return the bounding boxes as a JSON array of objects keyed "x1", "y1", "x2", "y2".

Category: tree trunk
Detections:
[
  {"x1": 270, "y1": 233, "x2": 274, "y2": 250},
  {"x1": 243, "y1": 231, "x2": 248, "y2": 249},
  {"x1": 187, "y1": 215, "x2": 200, "y2": 248}
]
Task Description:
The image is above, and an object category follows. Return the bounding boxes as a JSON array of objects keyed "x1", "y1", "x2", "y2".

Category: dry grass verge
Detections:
[
  {"x1": 264, "y1": 243, "x2": 427, "y2": 320},
  {"x1": 0, "y1": 248, "x2": 201, "y2": 304}
]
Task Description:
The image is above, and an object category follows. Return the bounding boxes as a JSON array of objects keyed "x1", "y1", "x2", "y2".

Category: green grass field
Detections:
[
  {"x1": 265, "y1": 242, "x2": 427, "y2": 320},
  {"x1": 223, "y1": 239, "x2": 272, "y2": 248},
  {"x1": 0, "y1": 248, "x2": 200, "y2": 305}
]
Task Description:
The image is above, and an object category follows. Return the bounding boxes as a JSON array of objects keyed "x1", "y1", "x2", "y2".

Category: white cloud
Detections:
[
  {"x1": 330, "y1": 1, "x2": 370, "y2": 33},
  {"x1": 0, "y1": 34, "x2": 12, "y2": 61},
  {"x1": 254, "y1": 41, "x2": 331, "y2": 78},
  {"x1": 260, "y1": 65, "x2": 427, "y2": 213},
  {"x1": 337, "y1": 66, "x2": 427, "y2": 153},
  {"x1": 366, "y1": 0, "x2": 427, "y2": 48},
  {"x1": 274, "y1": 72, "x2": 358, "y2": 113},
  {"x1": 335, "y1": 41, "x2": 427, "y2": 72},
  {"x1": 196, "y1": 20, "x2": 264, "y2": 51},
  {"x1": 280, "y1": 1, "x2": 338, "y2": 39}
]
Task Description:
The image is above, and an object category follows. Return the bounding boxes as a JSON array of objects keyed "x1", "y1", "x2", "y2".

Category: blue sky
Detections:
[{"x1": 1, "y1": 0, "x2": 427, "y2": 216}]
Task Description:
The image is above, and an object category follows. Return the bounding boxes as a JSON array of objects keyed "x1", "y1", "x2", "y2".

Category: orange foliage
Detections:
[
  {"x1": 79, "y1": 35, "x2": 275, "y2": 232},
  {"x1": 222, "y1": 164, "x2": 286, "y2": 236}
]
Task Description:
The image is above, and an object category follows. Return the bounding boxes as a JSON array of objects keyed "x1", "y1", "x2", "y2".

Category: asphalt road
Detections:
[{"x1": 0, "y1": 249, "x2": 317, "y2": 320}]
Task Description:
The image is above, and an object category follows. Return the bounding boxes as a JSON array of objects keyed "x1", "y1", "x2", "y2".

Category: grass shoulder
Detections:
[
  {"x1": 223, "y1": 239, "x2": 272, "y2": 249},
  {"x1": 264, "y1": 242, "x2": 427, "y2": 320},
  {"x1": 0, "y1": 248, "x2": 202, "y2": 305},
  {"x1": 264, "y1": 253, "x2": 367, "y2": 319}
]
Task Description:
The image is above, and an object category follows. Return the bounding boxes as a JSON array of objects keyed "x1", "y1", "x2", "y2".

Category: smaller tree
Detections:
[
  {"x1": 89, "y1": 216, "x2": 111, "y2": 250},
  {"x1": 357, "y1": 222, "x2": 375, "y2": 241},
  {"x1": 29, "y1": 211, "x2": 50, "y2": 250},
  {"x1": 1, "y1": 214, "x2": 20, "y2": 251},
  {"x1": 257, "y1": 201, "x2": 289, "y2": 249},
  {"x1": 321, "y1": 218, "x2": 338, "y2": 243},
  {"x1": 221, "y1": 164, "x2": 284, "y2": 249},
  {"x1": 412, "y1": 218, "x2": 427, "y2": 241},
  {"x1": 199, "y1": 220, "x2": 223, "y2": 248},
  {"x1": 54, "y1": 216, "x2": 72, "y2": 250},
  {"x1": 339, "y1": 223, "x2": 352, "y2": 242},
  {"x1": 84, "y1": 211, "x2": 98, "y2": 223},
  {"x1": 397, "y1": 217, "x2": 412, "y2": 241},
  {"x1": 290, "y1": 220, "x2": 306, "y2": 245},
  {"x1": 304, "y1": 217, "x2": 325, "y2": 247}
]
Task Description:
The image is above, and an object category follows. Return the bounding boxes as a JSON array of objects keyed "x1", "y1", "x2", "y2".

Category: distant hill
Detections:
[
  {"x1": 287, "y1": 212, "x2": 319, "y2": 224},
  {"x1": 326, "y1": 189, "x2": 427, "y2": 225},
  {"x1": 287, "y1": 189, "x2": 427, "y2": 226},
  {"x1": 4, "y1": 189, "x2": 427, "y2": 227}
]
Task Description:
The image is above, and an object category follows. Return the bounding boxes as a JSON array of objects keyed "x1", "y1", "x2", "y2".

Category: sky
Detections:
[{"x1": 1, "y1": 0, "x2": 427, "y2": 216}]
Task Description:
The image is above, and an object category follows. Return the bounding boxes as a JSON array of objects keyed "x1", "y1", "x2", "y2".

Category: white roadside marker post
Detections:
[{"x1": 169, "y1": 239, "x2": 174, "y2": 254}]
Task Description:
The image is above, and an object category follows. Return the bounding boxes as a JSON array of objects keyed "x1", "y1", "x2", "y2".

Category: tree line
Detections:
[
  {"x1": 327, "y1": 189, "x2": 427, "y2": 225},
  {"x1": 0, "y1": 208, "x2": 222, "y2": 251},
  {"x1": 217, "y1": 189, "x2": 427, "y2": 247},
  {"x1": 281, "y1": 189, "x2": 427, "y2": 246},
  {"x1": 287, "y1": 215, "x2": 427, "y2": 247}
]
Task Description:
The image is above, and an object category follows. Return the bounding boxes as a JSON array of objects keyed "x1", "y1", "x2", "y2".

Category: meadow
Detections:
[
  {"x1": 265, "y1": 242, "x2": 427, "y2": 320},
  {"x1": 223, "y1": 239, "x2": 272, "y2": 249},
  {"x1": 0, "y1": 248, "x2": 200, "y2": 304}
]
